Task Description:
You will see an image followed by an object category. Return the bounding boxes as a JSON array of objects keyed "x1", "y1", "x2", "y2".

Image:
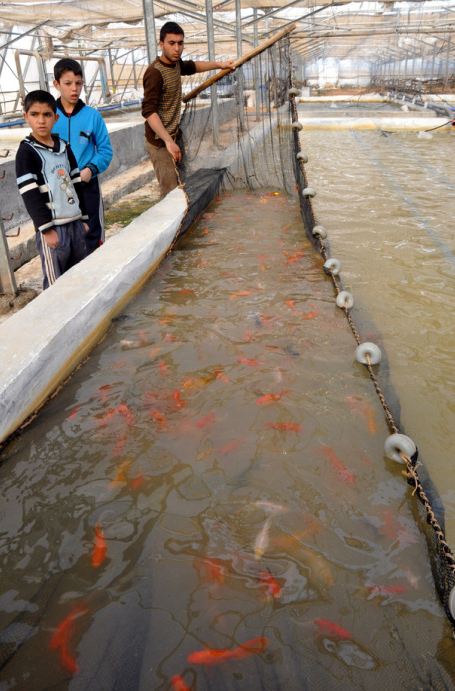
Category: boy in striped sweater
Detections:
[
  {"x1": 142, "y1": 21, "x2": 234, "y2": 198},
  {"x1": 15, "y1": 90, "x2": 89, "y2": 289}
]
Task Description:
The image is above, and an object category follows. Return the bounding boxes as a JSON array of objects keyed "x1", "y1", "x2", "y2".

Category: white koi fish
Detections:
[{"x1": 254, "y1": 517, "x2": 273, "y2": 560}]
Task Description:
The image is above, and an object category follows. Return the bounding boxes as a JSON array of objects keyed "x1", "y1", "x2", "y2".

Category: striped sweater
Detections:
[
  {"x1": 142, "y1": 58, "x2": 196, "y2": 147},
  {"x1": 15, "y1": 134, "x2": 88, "y2": 233}
]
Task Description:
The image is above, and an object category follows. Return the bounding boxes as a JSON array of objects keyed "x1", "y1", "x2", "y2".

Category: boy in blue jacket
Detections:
[{"x1": 52, "y1": 58, "x2": 112, "y2": 253}]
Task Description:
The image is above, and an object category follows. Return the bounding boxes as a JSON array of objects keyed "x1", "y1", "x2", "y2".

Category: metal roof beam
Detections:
[{"x1": 293, "y1": 25, "x2": 455, "y2": 38}]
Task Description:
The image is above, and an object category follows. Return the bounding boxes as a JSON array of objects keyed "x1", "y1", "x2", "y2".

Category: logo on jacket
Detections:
[{"x1": 57, "y1": 168, "x2": 75, "y2": 205}]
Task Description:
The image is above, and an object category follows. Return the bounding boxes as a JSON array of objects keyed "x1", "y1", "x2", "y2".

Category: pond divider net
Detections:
[{"x1": 179, "y1": 31, "x2": 455, "y2": 629}]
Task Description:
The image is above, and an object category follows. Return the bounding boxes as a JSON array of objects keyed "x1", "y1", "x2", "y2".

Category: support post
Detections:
[
  {"x1": 235, "y1": 0, "x2": 245, "y2": 129},
  {"x1": 108, "y1": 48, "x2": 116, "y2": 94},
  {"x1": 132, "y1": 51, "x2": 138, "y2": 91},
  {"x1": 444, "y1": 37, "x2": 451, "y2": 87},
  {"x1": 253, "y1": 8, "x2": 261, "y2": 121},
  {"x1": 205, "y1": 0, "x2": 220, "y2": 146},
  {"x1": 142, "y1": 0, "x2": 157, "y2": 64},
  {"x1": 0, "y1": 218, "x2": 17, "y2": 297},
  {"x1": 431, "y1": 44, "x2": 436, "y2": 81}
]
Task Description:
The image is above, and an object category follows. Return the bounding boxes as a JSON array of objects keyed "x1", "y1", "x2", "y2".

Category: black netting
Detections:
[{"x1": 177, "y1": 34, "x2": 455, "y2": 630}]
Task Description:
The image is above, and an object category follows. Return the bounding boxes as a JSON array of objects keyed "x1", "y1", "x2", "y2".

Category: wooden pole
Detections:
[{"x1": 182, "y1": 23, "x2": 296, "y2": 102}]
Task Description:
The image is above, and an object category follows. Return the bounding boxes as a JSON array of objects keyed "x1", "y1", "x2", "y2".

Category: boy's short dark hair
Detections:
[
  {"x1": 54, "y1": 58, "x2": 83, "y2": 82},
  {"x1": 24, "y1": 90, "x2": 57, "y2": 113},
  {"x1": 160, "y1": 21, "x2": 184, "y2": 42}
]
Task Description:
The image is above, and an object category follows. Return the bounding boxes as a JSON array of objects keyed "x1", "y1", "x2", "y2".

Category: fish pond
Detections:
[{"x1": 0, "y1": 189, "x2": 454, "y2": 690}]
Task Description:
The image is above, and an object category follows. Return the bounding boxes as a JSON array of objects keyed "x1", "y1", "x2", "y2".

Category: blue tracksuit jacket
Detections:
[{"x1": 52, "y1": 99, "x2": 112, "y2": 176}]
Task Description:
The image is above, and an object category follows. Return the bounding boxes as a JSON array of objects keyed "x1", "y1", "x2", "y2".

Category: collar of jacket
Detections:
[
  {"x1": 26, "y1": 134, "x2": 66, "y2": 154},
  {"x1": 56, "y1": 98, "x2": 86, "y2": 117}
]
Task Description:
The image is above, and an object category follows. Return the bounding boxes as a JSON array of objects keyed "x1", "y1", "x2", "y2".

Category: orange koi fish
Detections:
[
  {"x1": 314, "y1": 618, "x2": 352, "y2": 640},
  {"x1": 150, "y1": 409, "x2": 168, "y2": 429},
  {"x1": 158, "y1": 360, "x2": 169, "y2": 375},
  {"x1": 143, "y1": 390, "x2": 160, "y2": 404},
  {"x1": 130, "y1": 474, "x2": 145, "y2": 491},
  {"x1": 379, "y1": 510, "x2": 418, "y2": 546},
  {"x1": 148, "y1": 346, "x2": 161, "y2": 360},
  {"x1": 172, "y1": 389, "x2": 186, "y2": 409},
  {"x1": 187, "y1": 637, "x2": 268, "y2": 665},
  {"x1": 258, "y1": 314, "x2": 275, "y2": 327},
  {"x1": 182, "y1": 371, "x2": 218, "y2": 390},
  {"x1": 243, "y1": 330, "x2": 255, "y2": 343},
  {"x1": 345, "y1": 395, "x2": 377, "y2": 434},
  {"x1": 259, "y1": 570, "x2": 282, "y2": 600},
  {"x1": 182, "y1": 377, "x2": 199, "y2": 390},
  {"x1": 218, "y1": 439, "x2": 243, "y2": 455},
  {"x1": 195, "y1": 412, "x2": 216, "y2": 429},
  {"x1": 379, "y1": 508, "x2": 399, "y2": 540},
  {"x1": 367, "y1": 583, "x2": 406, "y2": 597},
  {"x1": 91, "y1": 524, "x2": 107, "y2": 568},
  {"x1": 256, "y1": 391, "x2": 287, "y2": 406},
  {"x1": 117, "y1": 403, "x2": 134, "y2": 426},
  {"x1": 229, "y1": 290, "x2": 253, "y2": 300},
  {"x1": 67, "y1": 405, "x2": 80, "y2": 420},
  {"x1": 237, "y1": 357, "x2": 260, "y2": 367},
  {"x1": 302, "y1": 310, "x2": 319, "y2": 320},
  {"x1": 159, "y1": 314, "x2": 176, "y2": 325},
  {"x1": 171, "y1": 675, "x2": 192, "y2": 691},
  {"x1": 112, "y1": 434, "x2": 127, "y2": 458},
  {"x1": 285, "y1": 251, "x2": 305, "y2": 265},
  {"x1": 97, "y1": 403, "x2": 134, "y2": 428},
  {"x1": 50, "y1": 605, "x2": 88, "y2": 675},
  {"x1": 266, "y1": 422, "x2": 301, "y2": 433},
  {"x1": 214, "y1": 367, "x2": 229, "y2": 383},
  {"x1": 195, "y1": 557, "x2": 225, "y2": 585},
  {"x1": 163, "y1": 333, "x2": 177, "y2": 343},
  {"x1": 320, "y1": 445, "x2": 356, "y2": 485},
  {"x1": 109, "y1": 459, "x2": 133, "y2": 486},
  {"x1": 284, "y1": 299, "x2": 297, "y2": 311},
  {"x1": 97, "y1": 383, "x2": 113, "y2": 403},
  {"x1": 178, "y1": 288, "x2": 195, "y2": 296}
]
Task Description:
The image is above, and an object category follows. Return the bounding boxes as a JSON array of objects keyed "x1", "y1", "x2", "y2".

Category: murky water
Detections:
[
  {"x1": 1, "y1": 190, "x2": 454, "y2": 690},
  {"x1": 302, "y1": 125, "x2": 455, "y2": 545}
]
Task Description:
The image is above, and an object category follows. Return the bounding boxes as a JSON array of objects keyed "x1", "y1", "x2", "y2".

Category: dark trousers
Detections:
[
  {"x1": 36, "y1": 221, "x2": 88, "y2": 290},
  {"x1": 80, "y1": 176, "x2": 104, "y2": 253}
]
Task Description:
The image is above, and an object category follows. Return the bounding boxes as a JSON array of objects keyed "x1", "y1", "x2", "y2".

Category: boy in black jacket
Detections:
[{"x1": 16, "y1": 90, "x2": 89, "y2": 289}]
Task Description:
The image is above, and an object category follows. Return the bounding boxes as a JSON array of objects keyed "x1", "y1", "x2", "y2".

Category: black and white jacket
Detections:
[{"x1": 15, "y1": 134, "x2": 88, "y2": 233}]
